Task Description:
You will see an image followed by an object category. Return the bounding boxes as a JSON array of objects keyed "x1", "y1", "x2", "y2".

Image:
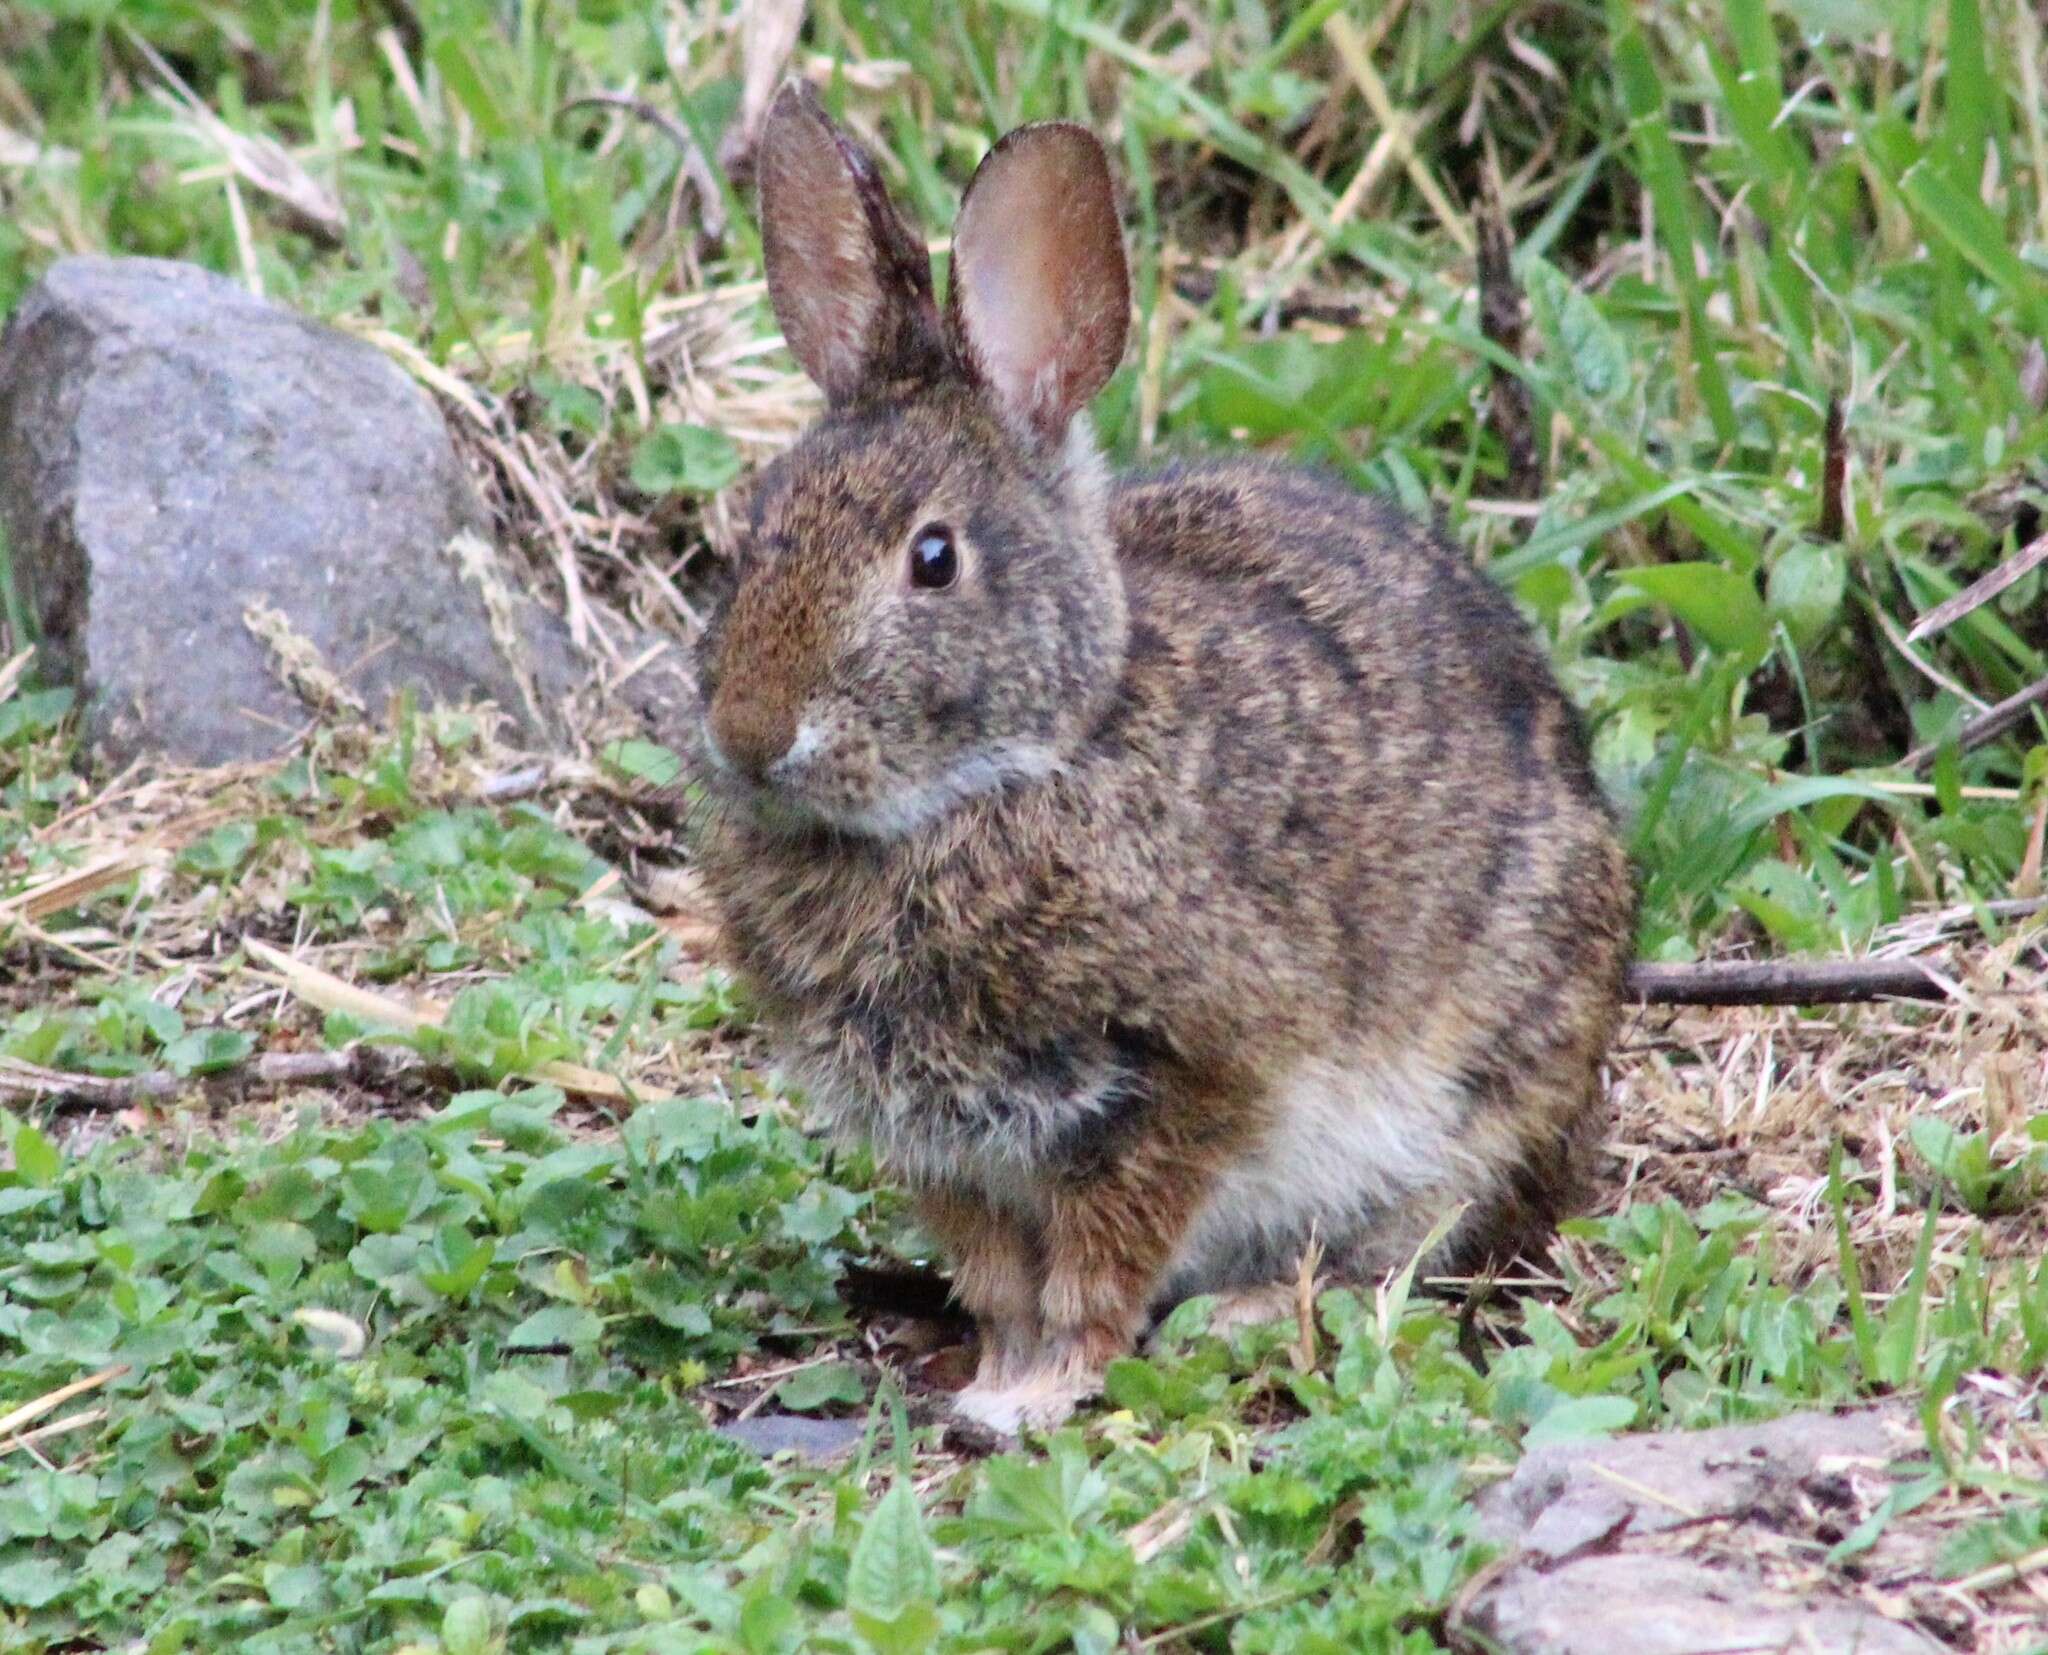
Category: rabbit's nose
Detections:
[{"x1": 708, "y1": 691, "x2": 796, "y2": 784}]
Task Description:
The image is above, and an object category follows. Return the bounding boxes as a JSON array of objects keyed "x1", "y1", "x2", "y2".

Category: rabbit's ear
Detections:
[
  {"x1": 758, "y1": 80, "x2": 944, "y2": 403},
  {"x1": 947, "y1": 123, "x2": 1130, "y2": 446}
]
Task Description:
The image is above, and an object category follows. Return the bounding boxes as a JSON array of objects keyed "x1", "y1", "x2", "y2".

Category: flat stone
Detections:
[
  {"x1": 0, "y1": 255, "x2": 583, "y2": 765},
  {"x1": 1466, "y1": 1407, "x2": 1941, "y2": 1655},
  {"x1": 715, "y1": 1411, "x2": 865, "y2": 1462},
  {"x1": 1469, "y1": 1551, "x2": 1937, "y2": 1655}
]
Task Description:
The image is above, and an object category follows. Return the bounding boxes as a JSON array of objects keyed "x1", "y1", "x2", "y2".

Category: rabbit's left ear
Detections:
[
  {"x1": 758, "y1": 80, "x2": 945, "y2": 403},
  {"x1": 946, "y1": 123, "x2": 1130, "y2": 446}
]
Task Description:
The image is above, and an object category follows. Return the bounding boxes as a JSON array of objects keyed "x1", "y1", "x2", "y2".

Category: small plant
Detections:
[{"x1": 1907, "y1": 1114, "x2": 2048, "y2": 1217}]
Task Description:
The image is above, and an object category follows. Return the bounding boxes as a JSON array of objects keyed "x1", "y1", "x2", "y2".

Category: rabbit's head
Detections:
[{"x1": 696, "y1": 83, "x2": 1131, "y2": 839}]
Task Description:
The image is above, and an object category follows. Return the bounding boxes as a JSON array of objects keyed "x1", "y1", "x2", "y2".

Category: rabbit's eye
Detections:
[{"x1": 908, "y1": 524, "x2": 959, "y2": 591}]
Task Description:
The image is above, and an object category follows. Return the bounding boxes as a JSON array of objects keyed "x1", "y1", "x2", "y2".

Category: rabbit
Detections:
[{"x1": 686, "y1": 81, "x2": 1637, "y2": 1435}]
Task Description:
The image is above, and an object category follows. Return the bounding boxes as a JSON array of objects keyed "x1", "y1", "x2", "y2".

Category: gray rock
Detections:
[
  {"x1": 1468, "y1": 1552, "x2": 1936, "y2": 1655},
  {"x1": 716, "y1": 1411, "x2": 865, "y2": 1462},
  {"x1": 0, "y1": 255, "x2": 584, "y2": 765},
  {"x1": 1465, "y1": 1407, "x2": 1941, "y2": 1654}
]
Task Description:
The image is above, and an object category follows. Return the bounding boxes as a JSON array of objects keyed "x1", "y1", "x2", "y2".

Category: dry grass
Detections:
[
  {"x1": 1, "y1": 706, "x2": 756, "y2": 1151},
  {"x1": 1605, "y1": 931, "x2": 2048, "y2": 1296}
]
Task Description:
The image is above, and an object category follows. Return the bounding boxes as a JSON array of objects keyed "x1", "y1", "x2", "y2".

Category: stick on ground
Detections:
[
  {"x1": 0, "y1": 1046, "x2": 417, "y2": 1109},
  {"x1": 1624, "y1": 957, "x2": 1949, "y2": 1006},
  {"x1": 1904, "y1": 671, "x2": 2048, "y2": 773}
]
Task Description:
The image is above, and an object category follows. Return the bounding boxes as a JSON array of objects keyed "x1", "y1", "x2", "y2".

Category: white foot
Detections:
[{"x1": 951, "y1": 1366, "x2": 1096, "y2": 1435}]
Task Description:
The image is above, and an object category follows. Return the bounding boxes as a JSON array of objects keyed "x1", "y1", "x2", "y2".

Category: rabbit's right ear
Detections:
[
  {"x1": 946, "y1": 122, "x2": 1129, "y2": 447},
  {"x1": 757, "y1": 81, "x2": 945, "y2": 403}
]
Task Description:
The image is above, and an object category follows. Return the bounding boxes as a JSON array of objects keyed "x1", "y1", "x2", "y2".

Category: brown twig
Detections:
[
  {"x1": 1624, "y1": 958, "x2": 1952, "y2": 1006},
  {"x1": 1876, "y1": 895, "x2": 2048, "y2": 949},
  {"x1": 1904, "y1": 670, "x2": 2048, "y2": 773},
  {"x1": 1168, "y1": 268, "x2": 1378, "y2": 330},
  {"x1": 1474, "y1": 162, "x2": 1541, "y2": 502},
  {"x1": 242, "y1": 937, "x2": 644, "y2": 1103},
  {"x1": 1906, "y1": 528, "x2": 2048, "y2": 644},
  {"x1": 1817, "y1": 393, "x2": 1847, "y2": 542},
  {"x1": 718, "y1": 0, "x2": 809, "y2": 184},
  {"x1": 0, "y1": 1365, "x2": 129, "y2": 1443},
  {"x1": 1, "y1": 1406, "x2": 108, "y2": 1460},
  {"x1": 0, "y1": 1046, "x2": 417, "y2": 1110}
]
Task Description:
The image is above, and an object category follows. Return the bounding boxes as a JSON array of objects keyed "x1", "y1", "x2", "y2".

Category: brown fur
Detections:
[{"x1": 688, "y1": 85, "x2": 1638, "y2": 1430}]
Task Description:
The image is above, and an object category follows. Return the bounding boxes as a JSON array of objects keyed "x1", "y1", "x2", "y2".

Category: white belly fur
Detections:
[{"x1": 1167, "y1": 1047, "x2": 1486, "y2": 1295}]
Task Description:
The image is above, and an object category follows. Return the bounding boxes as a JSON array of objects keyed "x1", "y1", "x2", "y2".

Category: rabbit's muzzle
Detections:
[{"x1": 706, "y1": 682, "x2": 797, "y2": 786}]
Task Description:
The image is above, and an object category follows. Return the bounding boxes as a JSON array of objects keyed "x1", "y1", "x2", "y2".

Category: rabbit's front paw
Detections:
[{"x1": 951, "y1": 1364, "x2": 1099, "y2": 1436}]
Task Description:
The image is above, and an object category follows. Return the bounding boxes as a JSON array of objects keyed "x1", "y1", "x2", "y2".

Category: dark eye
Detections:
[{"x1": 909, "y1": 523, "x2": 959, "y2": 591}]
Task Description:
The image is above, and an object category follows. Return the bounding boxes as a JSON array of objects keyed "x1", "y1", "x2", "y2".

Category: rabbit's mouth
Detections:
[
  {"x1": 697, "y1": 718, "x2": 828, "y2": 833},
  {"x1": 699, "y1": 713, "x2": 877, "y2": 837},
  {"x1": 819, "y1": 741, "x2": 1073, "y2": 835},
  {"x1": 799, "y1": 738, "x2": 1067, "y2": 840},
  {"x1": 704, "y1": 713, "x2": 1064, "y2": 841}
]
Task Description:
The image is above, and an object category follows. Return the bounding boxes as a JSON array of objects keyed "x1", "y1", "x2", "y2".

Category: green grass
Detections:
[
  {"x1": 5, "y1": 1083, "x2": 2045, "y2": 1650},
  {"x1": 4, "y1": 1, "x2": 2048, "y2": 1650}
]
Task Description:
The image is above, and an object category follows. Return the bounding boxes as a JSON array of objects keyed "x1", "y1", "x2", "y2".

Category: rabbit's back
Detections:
[
  {"x1": 1104, "y1": 456, "x2": 1629, "y2": 1016},
  {"x1": 1091, "y1": 459, "x2": 1635, "y2": 1279}
]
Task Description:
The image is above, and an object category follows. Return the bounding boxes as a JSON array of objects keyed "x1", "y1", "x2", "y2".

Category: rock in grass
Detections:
[
  {"x1": 0, "y1": 255, "x2": 583, "y2": 765},
  {"x1": 1466, "y1": 1406, "x2": 1941, "y2": 1654},
  {"x1": 716, "y1": 1411, "x2": 865, "y2": 1463}
]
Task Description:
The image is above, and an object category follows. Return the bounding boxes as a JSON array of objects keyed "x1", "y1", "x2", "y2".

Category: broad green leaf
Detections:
[
  {"x1": 176, "y1": 822, "x2": 258, "y2": 878},
  {"x1": 1525, "y1": 259, "x2": 1628, "y2": 402},
  {"x1": 505, "y1": 1304, "x2": 602, "y2": 1350},
  {"x1": 420, "y1": 1224, "x2": 496, "y2": 1298},
  {"x1": 1732, "y1": 859, "x2": 1829, "y2": 950},
  {"x1": 0, "y1": 1554, "x2": 69, "y2": 1608},
  {"x1": 600, "y1": 739, "x2": 685, "y2": 789},
  {"x1": 1618, "y1": 562, "x2": 1769, "y2": 657},
  {"x1": 630, "y1": 424, "x2": 742, "y2": 496},
  {"x1": 0, "y1": 687, "x2": 75, "y2": 749},
  {"x1": 1780, "y1": 0, "x2": 1905, "y2": 37},
  {"x1": 777, "y1": 1361, "x2": 866, "y2": 1412},
  {"x1": 854, "y1": 1603, "x2": 941, "y2": 1655},
  {"x1": 263, "y1": 1563, "x2": 325, "y2": 1610},
  {"x1": 243, "y1": 1220, "x2": 317, "y2": 1288},
  {"x1": 848, "y1": 1480, "x2": 940, "y2": 1653},
  {"x1": 1193, "y1": 339, "x2": 1322, "y2": 440},
  {"x1": 778, "y1": 1182, "x2": 864, "y2": 1245},
  {"x1": 740, "y1": 1587, "x2": 798, "y2": 1654},
  {"x1": 1524, "y1": 1394, "x2": 1637, "y2": 1447},
  {"x1": 1766, "y1": 544, "x2": 1848, "y2": 643},
  {"x1": 443, "y1": 1595, "x2": 495, "y2": 1655},
  {"x1": 162, "y1": 1028, "x2": 255, "y2": 1077},
  {"x1": 11, "y1": 1122, "x2": 60, "y2": 1186}
]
